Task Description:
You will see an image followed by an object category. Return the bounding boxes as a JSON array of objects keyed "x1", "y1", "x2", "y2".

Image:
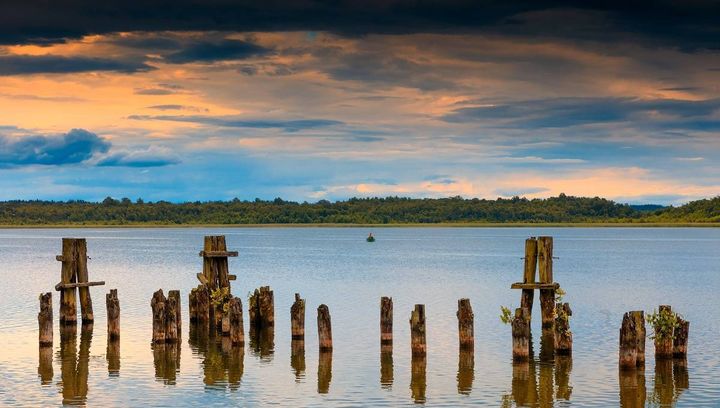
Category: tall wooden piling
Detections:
[
  {"x1": 630, "y1": 311, "x2": 646, "y2": 365},
  {"x1": 228, "y1": 297, "x2": 244, "y2": 346},
  {"x1": 410, "y1": 304, "x2": 426, "y2": 357},
  {"x1": 521, "y1": 238, "x2": 538, "y2": 315},
  {"x1": 291, "y1": 293, "x2": 305, "y2": 340},
  {"x1": 168, "y1": 290, "x2": 181, "y2": 339},
  {"x1": 317, "y1": 304, "x2": 333, "y2": 351},
  {"x1": 106, "y1": 289, "x2": 120, "y2": 340},
  {"x1": 151, "y1": 290, "x2": 166, "y2": 344},
  {"x1": 165, "y1": 293, "x2": 179, "y2": 343},
  {"x1": 654, "y1": 305, "x2": 674, "y2": 359},
  {"x1": 38, "y1": 292, "x2": 53, "y2": 346},
  {"x1": 673, "y1": 317, "x2": 689, "y2": 357},
  {"x1": 201, "y1": 236, "x2": 233, "y2": 291},
  {"x1": 380, "y1": 296, "x2": 393, "y2": 345},
  {"x1": 59, "y1": 239, "x2": 78, "y2": 325},
  {"x1": 512, "y1": 307, "x2": 531, "y2": 361},
  {"x1": 75, "y1": 239, "x2": 93, "y2": 323},
  {"x1": 537, "y1": 236, "x2": 555, "y2": 329},
  {"x1": 457, "y1": 298, "x2": 474, "y2": 350},
  {"x1": 619, "y1": 312, "x2": 638, "y2": 369},
  {"x1": 554, "y1": 302, "x2": 572, "y2": 354}
]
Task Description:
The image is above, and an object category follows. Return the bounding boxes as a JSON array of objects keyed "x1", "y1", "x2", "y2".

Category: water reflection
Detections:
[
  {"x1": 380, "y1": 345, "x2": 393, "y2": 390},
  {"x1": 619, "y1": 367, "x2": 646, "y2": 408},
  {"x1": 107, "y1": 339, "x2": 120, "y2": 377},
  {"x1": 457, "y1": 348, "x2": 474, "y2": 395},
  {"x1": 152, "y1": 342, "x2": 180, "y2": 385},
  {"x1": 290, "y1": 339, "x2": 306, "y2": 382},
  {"x1": 619, "y1": 358, "x2": 689, "y2": 407},
  {"x1": 249, "y1": 326, "x2": 275, "y2": 362},
  {"x1": 410, "y1": 355, "x2": 427, "y2": 404},
  {"x1": 38, "y1": 345, "x2": 53, "y2": 385},
  {"x1": 554, "y1": 355, "x2": 572, "y2": 401},
  {"x1": 318, "y1": 350, "x2": 332, "y2": 394},
  {"x1": 57, "y1": 323, "x2": 91, "y2": 406},
  {"x1": 189, "y1": 324, "x2": 245, "y2": 390}
]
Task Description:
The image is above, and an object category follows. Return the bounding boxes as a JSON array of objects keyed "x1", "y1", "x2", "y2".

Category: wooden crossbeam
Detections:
[
  {"x1": 510, "y1": 282, "x2": 560, "y2": 290},
  {"x1": 55, "y1": 281, "x2": 105, "y2": 291},
  {"x1": 198, "y1": 250, "x2": 239, "y2": 258},
  {"x1": 196, "y1": 273, "x2": 209, "y2": 285}
]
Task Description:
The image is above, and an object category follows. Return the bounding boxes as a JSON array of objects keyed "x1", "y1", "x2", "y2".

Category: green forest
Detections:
[{"x1": 0, "y1": 194, "x2": 718, "y2": 226}]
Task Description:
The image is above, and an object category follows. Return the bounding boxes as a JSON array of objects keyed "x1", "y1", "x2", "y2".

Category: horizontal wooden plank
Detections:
[
  {"x1": 228, "y1": 275, "x2": 237, "y2": 281},
  {"x1": 510, "y1": 282, "x2": 560, "y2": 290},
  {"x1": 55, "y1": 281, "x2": 105, "y2": 291},
  {"x1": 196, "y1": 273, "x2": 209, "y2": 285},
  {"x1": 198, "y1": 251, "x2": 239, "y2": 258}
]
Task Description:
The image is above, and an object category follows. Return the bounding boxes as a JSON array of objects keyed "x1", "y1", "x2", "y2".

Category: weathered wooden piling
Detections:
[
  {"x1": 521, "y1": 237, "x2": 538, "y2": 315},
  {"x1": 228, "y1": 296, "x2": 244, "y2": 346},
  {"x1": 537, "y1": 236, "x2": 555, "y2": 329},
  {"x1": 409, "y1": 304, "x2": 427, "y2": 357},
  {"x1": 38, "y1": 292, "x2": 53, "y2": 346},
  {"x1": 59, "y1": 239, "x2": 78, "y2": 325},
  {"x1": 151, "y1": 290, "x2": 167, "y2": 344},
  {"x1": 619, "y1": 312, "x2": 638, "y2": 369},
  {"x1": 630, "y1": 311, "x2": 646, "y2": 365},
  {"x1": 165, "y1": 293, "x2": 179, "y2": 343},
  {"x1": 380, "y1": 296, "x2": 393, "y2": 345},
  {"x1": 199, "y1": 235, "x2": 237, "y2": 291},
  {"x1": 291, "y1": 293, "x2": 305, "y2": 340},
  {"x1": 553, "y1": 302, "x2": 572, "y2": 354},
  {"x1": 222, "y1": 310, "x2": 231, "y2": 336},
  {"x1": 249, "y1": 286, "x2": 275, "y2": 329},
  {"x1": 512, "y1": 307, "x2": 531, "y2": 361},
  {"x1": 168, "y1": 290, "x2": 181, "y2": 338},
  {"x1": 74, "y1": 239, "x2": 93, "y2": 323},
  {"x1": 457, "y1": 298, "x2": 474, "y2": 350},
  {"x1": 317, "y1": 304, "x2": 333, "y2": 351},
  {"x1": 106, "y1": 289, "x2": 120, "y2": 340},
  {"x1": 189, "y1": 289, "x2": 198, "y2": 323},
  {"x1": 654, "y1": 305, "x2": 674, "y2": 359},
  {"x1": 673, "y1": 317, "x2": 689, "y2": 357},
  {"x1": 195, "y1": 286, "x2": 210, "y2": 324}
]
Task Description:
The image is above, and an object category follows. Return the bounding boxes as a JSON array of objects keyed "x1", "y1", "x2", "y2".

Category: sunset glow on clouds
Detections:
[{"x1": 0, "y1": 1, "x2": 718, "y2": 204}]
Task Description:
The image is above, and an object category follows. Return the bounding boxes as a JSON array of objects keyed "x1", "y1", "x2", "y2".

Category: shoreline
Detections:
[{"x1": 0, "y1": 222, "x2": 718, "y2": 229}]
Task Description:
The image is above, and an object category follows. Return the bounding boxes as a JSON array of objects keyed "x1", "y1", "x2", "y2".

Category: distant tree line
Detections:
[{"x1": 0, "y1": 194, "x2": 717, "y2": 225}]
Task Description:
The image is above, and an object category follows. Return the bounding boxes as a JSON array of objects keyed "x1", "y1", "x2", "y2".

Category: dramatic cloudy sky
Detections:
[{"x1": 0, "y1": 1, "x2": 718, "y2": 204}]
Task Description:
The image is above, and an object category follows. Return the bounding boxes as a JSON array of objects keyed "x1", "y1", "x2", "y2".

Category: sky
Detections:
[{"x1": 0, "y1": 1, "x2": 718, "y2": 205}]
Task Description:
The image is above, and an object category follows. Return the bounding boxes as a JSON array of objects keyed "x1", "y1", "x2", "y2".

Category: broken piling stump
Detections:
[
  {"x1": 457, "y1": 298, "x2": 474, "y2": 350},
  {"x1": 512, "y1": 307, "x2": 531, "y2": 361},
  {"x1": 38, "y1": 292, "x2": 53, "y2": 346},
  {"x1": 151, "y1": 290, "x2": 167, "y2": 344},
  {"x1": 195, "y1": 286, "x2": 210, "y2": 324},
  {"x1": 228, "y1": 297, "x2": 244, "y2": 346},
  {"x1": 380, "y1": 296, "x2": 393, "y2": 345},
  {"x1": 673, "y1": 317, "x2": 689, "y2": 357},
  {"x1": 521, "y1": 238, "x2": 538, "y2": 315},
  {"x1": 106, "y1": 289, "x2": 120, "y2": 341},
  {"x1": 630, "y1": 311, "x2": 646, "y2": 365},
  {"x1": 654, "y1": 305, "x2": 674, "y2": 359},
  {"x1": 165, "y1": 292, "x2": 179, "y2": 343},
  {"x1": 410, "y1": 304, "x2": 426, "y2": 357},
  {"x1": 619, "y1": 312, "x2": 638, "y2": 369},
  {"x1": 317, "y1": 304, "x2": 333, "y2": 351},
  {"x1": 291, "y1": 293, "x2": 305, "y2": 340},
  {"x1": 249, "y1": 286, "x2": 275, "y2": 329},
  {"x1": 168, "y1": 290, "x2": 181, "y2": 339},
  {"x1": 554, "y1": 302, "x2": 572, "y2": 354}
]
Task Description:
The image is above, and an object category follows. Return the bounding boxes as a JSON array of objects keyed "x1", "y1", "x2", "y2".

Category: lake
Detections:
[{"x1": 0, "y1": 227, "x2": 718, "y2": 406}]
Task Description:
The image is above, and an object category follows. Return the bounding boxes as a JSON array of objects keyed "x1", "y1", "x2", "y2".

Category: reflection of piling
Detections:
[
  {"x1": 511, "y1": 361, "x2": 538, "y2": 406},
  {"x1": 380, "y1": 345, "x2": 393, "y2": 389},
  {"x1": 38, "y1": 292, "x2": 53, "y2": 346},
  {"x1": 38, "y1": 345, "x2": 53, "y2": 385},
  {"x1": 521, "y1": 238, "x2": 538, "y2": 316},
  {"x1": 291, "y1": 293, "x2": 305, "y2": 340},
  {"x1": 317, "y1": 304, "x2": 333, "y2": 351},
  {"x1": 653, "y1": 358, "x2": 674, "y2": 405},
  {"x1": 106, "y1": 289, "x2": 120, "y2": 340},
  {"x1": 410, "y1": 304, "x2": 426, "y2": 357},
  {"x1": 380, "y1": 296, "x2": 393, "y2": 345},
  {"x1": 59, "y1": 324, "x2": 91, "y2": 405},
  {"x1": 457, "y1": 298, "x2": 474, "y2": 350},
  {"x1": 457, "y1": 348, "x2": 474, "y2": 395},
  {"x1": 228, "y1": 297, "x2": 244, "y2": 346},
  {"x1": 619, "y1": 367, "x2": 646, "y2": 408},
  {"x1": 538, "y1": 359, "x2": 555, "y2": 407},
  {"x1": 410, "y1": 355, "x2": 427, "y2": 404},
  {"x1": 249, "y1": 326, "x2": 275, "y2": 361},
  {"x1": 318, "y1": 350, "x2": 332, "y2": 394},
  {"x1": 107, "y1": 338, "x2": 120, "y2": 377},
  {"x1": 291, "y1": 339, "x2": 306, "y2": 381},
  {"x1": 673, "y1": 358, "x2": 689, "y2": 396},
  {"x1": 555, "y1": 354, "x2": 572, "y2": 400},
  {"x1": 153, "y1": 342, "x2": 180, "y2": 385},
  {"x1": 512, "y1": 307, "x2": 531, "y2": 361}
]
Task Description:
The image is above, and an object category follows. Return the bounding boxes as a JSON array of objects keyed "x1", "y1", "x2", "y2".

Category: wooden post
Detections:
[
  {"x1": 38, "y1": 292, "x2": 53, "y2": 346},
  {"x1": 202, "y1": 236, "x2": 232, "y2": 290},
  {"x1": 521, "y1": 238, "x2": 538, "y2": 315},
  {"x1": 409, "y1": 304, "x2": 426, "y2": 357},
  {"x1": 553, "y1": 302, "x2": 572, "y2": 354},
  {"x1": 457, "y1": 298, "x2": 474, "y2": 350},
  {"x1": 317, "y1": 304, "x2": 333, "y2": 351},
  {"x1": 168, "y1": 290, "x2": 181, "y2": 339},
  {"x1": 655, "y1": 305, "x2": 674, "y2": 359},
  {"x1": 189, "y1": 289, "x2": 198, "y2": 323},
  {"x1": 228, "y1": 297, "x2": 244, "y2": 346},
  {"x1": 537, "y1": 236, "x2": 555, "y2": 329},
  {"x1": 630, "y1": 311, "x2": 646, "y2": 365},
  {"x1": 151, "y1": 289, "x2": 166, "y2": 344},
  {"x1": 75, "y1": 239, "x2": 93, "y2": 323},
  {"x1": 195, "y1": 286, "x2": 210, "y2": 324},
  {"x1": 249, "y1": 286, "x2": 275, "y2": 329},
  {"x1": 673, "y1": 317, "x2": 689, "y2": 357},
  {"x1": 380, "y1": 296, "x2": 393, "y2": 345},
  {"x1": 512, "y1": 307, "x2": 531, "y2": 361},
  {"x1": 106, "y1": 289, "x2": 120, "y2": 341},
  {"x1": 619, "y1": 312, "x2": 638, "y2": 369},
  {"x1": 59, "y1": 239, "x2": 78, "y2": 325},
  {"x1": 291, "y1": 293, "x2": 305, "y2": 340},
  {"x1": 165, "y1": 292, "x2": 179, "y2": 343},
  {"x1": 222, "y1": 309, "x2": 231, "y2": 336}
]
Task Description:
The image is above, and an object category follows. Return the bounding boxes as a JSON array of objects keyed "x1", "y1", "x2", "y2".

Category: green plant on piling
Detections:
[
  {"x1": 646, "y1": 308, "x2": 681, "y2": 340},
  {"x1": 210, "y1": 287, "x2": 231, "y2": 312},
  {"x1": 500, "y1": 306, "x2": 512, "y2": 325},
  {"x1": 555, "y1": 287, "x2": 566, "y2": 303}
]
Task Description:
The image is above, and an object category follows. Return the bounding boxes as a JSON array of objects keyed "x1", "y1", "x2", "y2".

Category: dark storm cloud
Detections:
[
  {"x1": 163, "y1": 39, "x2": 272, "y2": 63},
  {"x1": 0, "y1": 55, "x2": 153, "y2": 75},
  {"x1": 0, "y1": 129, "x2": 110, "y2": 166},
  {"x1": 0, "y1": 1, "x2": 718, "y2": 50},
  {"x1": 128, "y1": 114, "x2": 343, "y2": 131},
  {"x1": 442, "y1": 97, "x2": 720, "y2": 128}
]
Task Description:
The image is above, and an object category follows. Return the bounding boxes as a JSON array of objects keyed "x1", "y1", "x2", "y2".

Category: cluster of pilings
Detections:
[{"x1": 619, "y1": 305, "x2": 689, "y2": 368}]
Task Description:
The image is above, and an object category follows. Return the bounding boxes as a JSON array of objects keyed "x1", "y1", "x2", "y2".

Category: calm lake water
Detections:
[{"x1": 0, "y1": 227, "x2": 718, "y2": 407}]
